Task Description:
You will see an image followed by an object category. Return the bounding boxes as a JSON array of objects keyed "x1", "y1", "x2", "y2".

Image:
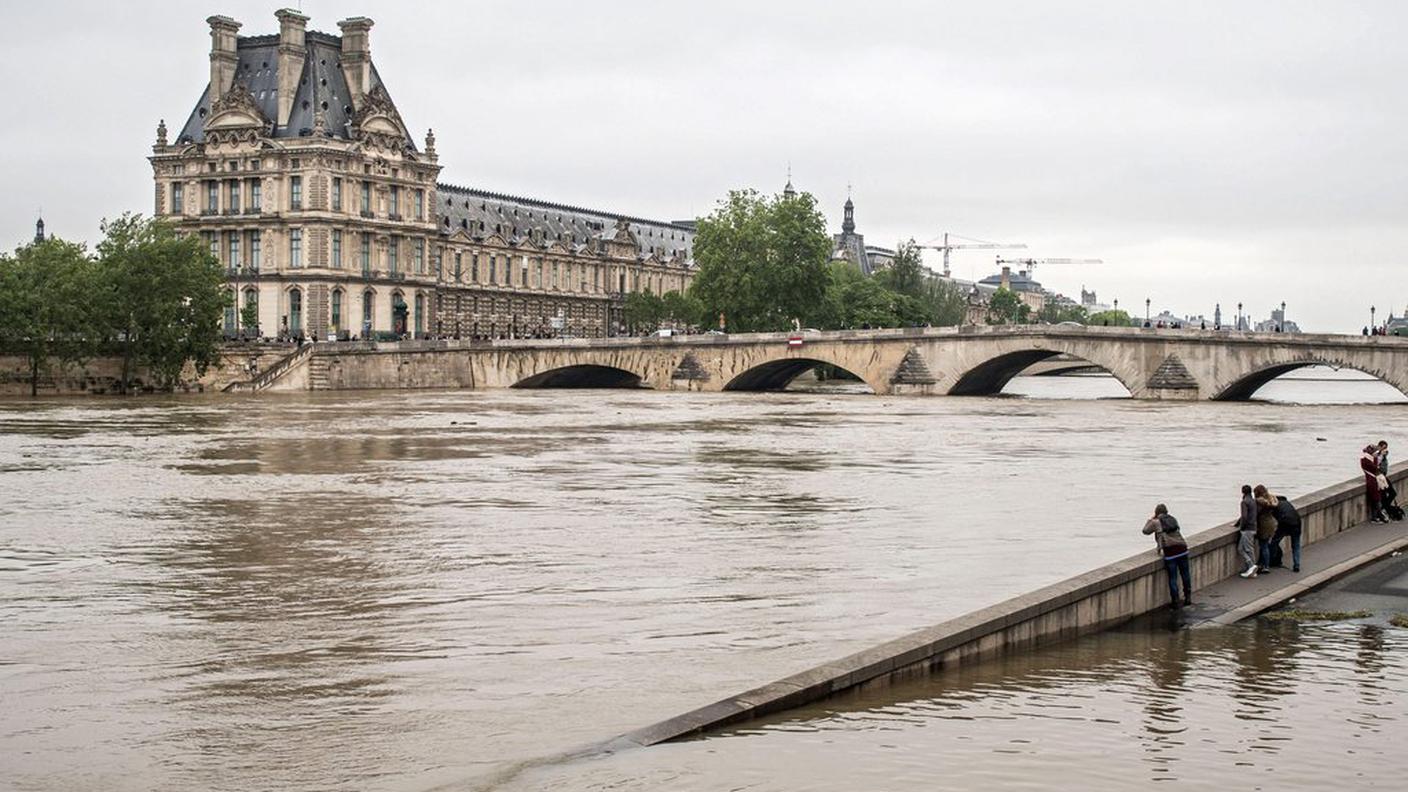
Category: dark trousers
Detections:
[
  {"x1": 1164, "y1": 555, "x2": 1191, "y2": 603},
  {"x1": 1270, "y1": 527, "x2": 1301, "y2": 569}
]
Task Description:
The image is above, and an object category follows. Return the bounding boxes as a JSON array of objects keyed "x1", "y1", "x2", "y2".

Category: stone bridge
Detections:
[{"x1": 265, "y1": 326, "x2": 1408, "y2": 400}]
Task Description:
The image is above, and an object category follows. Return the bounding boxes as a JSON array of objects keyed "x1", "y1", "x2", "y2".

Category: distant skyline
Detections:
[{"x1": 2, "y1": 1, "x2": 1405, "y2": 331}]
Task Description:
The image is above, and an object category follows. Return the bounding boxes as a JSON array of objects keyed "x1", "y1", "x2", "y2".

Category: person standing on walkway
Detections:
[
  {"x1": 1362, "y1": 445, "x2": 1387, "y2": 523},
  {"x1": 1143, "y1": 504, "x2": 1192, "y2": 607},
  {"x1": 1253, "y1": 485, "x2": 1279, "y2": 573},
  {"x1": 1377, "y1": 441, "x2": 1401, "y2": 520},
  {"x1": 1270, "y1": 493, "x2": 1303, "y2": 573},
  {"x1": 1236, "y1": 484, "x2": 1259, "y2": 578}
]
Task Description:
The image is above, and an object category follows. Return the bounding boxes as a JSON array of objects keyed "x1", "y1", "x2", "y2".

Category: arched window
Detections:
[
  {"x1": 223, "y1": 289, "x2": 237, "y2": 333},
  {"x1": 362, "y1": 290, "x2": 374, "y2": 335},
  {"x1": 288, "y1": 288, "x2": 303, "y2": 336},
  {"x1": 331, "y1": 289, "x2": 344, "y2": 334},
  {"x1": 242, "y1": 287, "x2": 259, "y2": 334},
  {"x1": 414, "y1": 293, "x2": 425, "y2": 335}
]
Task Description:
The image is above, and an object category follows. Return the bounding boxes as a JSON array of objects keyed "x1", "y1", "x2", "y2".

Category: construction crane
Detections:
[
  {"x1": 995, "y1": 256, "x2": 1103, "y2": 279},
  {"x1": 918, "y1": 233, "x2": 1027, "y2": 277}
]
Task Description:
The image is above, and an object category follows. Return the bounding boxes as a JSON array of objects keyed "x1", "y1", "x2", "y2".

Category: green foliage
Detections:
[
  {"x1": 96, "y1": 214, "x2": 231, "y2": 391},
  {"x1": 921, "y1": 275, "x2": 969, "y2": 327},
  {"x1": 0, "y1": 238, "x2": 98, "y2": 395},
  {"x1": 623, "y1": 289, "x2": 707, "y2": 333},
  {"x1": 688, "y1": 189, "x2": 833, "y2": 332},
  {"x1": 622, "y1": 289, "x2": 665, "y2": 333},
  {"x1": 1039, "y1": 302, "x2": 1089, "y2": 324},
  {"x1": 661, "y1": 290, "x2": 704, "y2": 327},
  {"x1": 986, "y1": 287, "x2": 1031, "y2": 325},
  {"x1": 875, "y1": 239, "x2": 926, "y2": 298},
  {"x1": 1087, "y1": 309, "x2": 1135, "y2": 327},
  {"x1": 239, "y1": 299, "x2": 260, "y2": 336}
]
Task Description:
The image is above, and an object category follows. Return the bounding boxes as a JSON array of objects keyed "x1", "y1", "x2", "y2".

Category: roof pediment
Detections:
[{"x1": 206, "y1": 81, "x2": 269, "y2": 132}]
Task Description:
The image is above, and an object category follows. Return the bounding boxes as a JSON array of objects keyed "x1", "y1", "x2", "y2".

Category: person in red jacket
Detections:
[{"x1": 1362, "y1": 445, "x2": 1386, "y2": 523}]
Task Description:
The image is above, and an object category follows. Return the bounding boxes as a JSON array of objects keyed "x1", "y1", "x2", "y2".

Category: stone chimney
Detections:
[
  {"x1": 207, "y1": 15, "x2": 241, "y2": 104},
  {"x1": 1000, "y1": 265, "x2": 1011, "y2": 290},
  {"x1": 338, "y1": 17, "x2": 374, "y2": 108},
  {"x1": 275, "y1": 8, "x2": 309, "y2": 127}
]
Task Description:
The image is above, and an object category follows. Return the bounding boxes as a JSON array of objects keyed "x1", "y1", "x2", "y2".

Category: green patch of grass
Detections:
[
  {"x1": 1262, "y1": 609, "x2": 1372, "y2": 622},
  {"x1": 1390, "y1": 614, "x2": 1408, "y2": 628}
]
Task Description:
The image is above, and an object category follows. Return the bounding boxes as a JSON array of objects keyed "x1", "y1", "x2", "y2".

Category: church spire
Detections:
[
  {"x1": 34, "y1": 215, "x2": 45, "y2": 244},
  {"x1": 842, "y1": 187, "x2": 855, "y2": 235},
  {"x1": 782, "y1": 163, "x2": 796, "y2": 199}
]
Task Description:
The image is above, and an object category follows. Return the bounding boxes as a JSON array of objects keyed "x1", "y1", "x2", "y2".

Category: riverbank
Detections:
[{"x1": 0, "y1": 343, "x2": 298, "y2": 395}]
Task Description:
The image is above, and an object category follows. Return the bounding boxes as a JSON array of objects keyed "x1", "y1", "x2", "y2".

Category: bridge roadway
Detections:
[{"x1": 280, "y1": 325, "x2": 1408, "y2": 401}]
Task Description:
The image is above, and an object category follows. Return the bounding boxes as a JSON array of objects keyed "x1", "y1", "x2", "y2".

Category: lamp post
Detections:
[
  {"x1": 1145, "y1": 298, "x2": 1151, "y2": 324},
  {"x1": 1237, "y1": 301, "x2": 1243, "y2": 331},
  {"x1": 1280, "y1": 300, "x2": 1286, "y2": 333},
  {"x1": 1371, "y1": 305, "x2": 1376, "y2": 333}
]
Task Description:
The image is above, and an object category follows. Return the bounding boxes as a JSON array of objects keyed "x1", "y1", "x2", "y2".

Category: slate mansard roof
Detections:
[
  {"x1": 436, "y1": 184, "x2": 695, "y2": 265},
  {"x1": 176, "y1": 31, "x2": 415, "y2": 149}
]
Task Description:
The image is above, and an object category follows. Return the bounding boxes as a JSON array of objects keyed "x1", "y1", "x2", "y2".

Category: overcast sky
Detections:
[{"x1": 3, "y1": 1, "x2": 1405, "y2": 331}]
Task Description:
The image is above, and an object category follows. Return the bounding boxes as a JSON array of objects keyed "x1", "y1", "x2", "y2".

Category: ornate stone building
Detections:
[{"x1": 149, "y1": 11, "x2": 694, "y2": 340}]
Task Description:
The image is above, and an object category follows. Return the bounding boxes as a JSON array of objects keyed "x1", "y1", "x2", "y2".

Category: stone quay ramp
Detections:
[{"x1": 616, "y1": 466, "x2": 1406, "y2": 747}]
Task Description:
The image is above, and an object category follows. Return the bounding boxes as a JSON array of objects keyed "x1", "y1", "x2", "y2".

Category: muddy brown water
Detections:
[{"x1": 1, "y1": 370, "x2": 1403, "y2": 790}]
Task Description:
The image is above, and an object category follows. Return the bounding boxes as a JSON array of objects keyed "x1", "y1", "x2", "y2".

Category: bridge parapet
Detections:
[{"x1": 299, "y1": 327, "x2": 1408, "y2": 400}]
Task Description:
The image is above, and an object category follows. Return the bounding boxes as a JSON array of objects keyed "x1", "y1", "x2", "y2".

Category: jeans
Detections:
[
  {"x1": 1164, "y1": 555, "x2": 1191, "y2": 602},
  {"x1": 1270, "y1": 526, "x2": 1301, "y2": 569},
  {"x1": 1238, "y1": 530, "x2": 1257, "y2": 569},
  {"x1": 1257, "y1": 537, "x2": 1275, "y2": 570}
]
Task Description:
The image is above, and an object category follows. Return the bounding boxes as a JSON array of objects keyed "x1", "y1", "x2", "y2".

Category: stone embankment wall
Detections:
[
  {"x1": 620, "y1": 466, "x2": 1408, "y2": 747},
  {"x1": 0, "y1": 343, "x2": 300, "y2": 396}
]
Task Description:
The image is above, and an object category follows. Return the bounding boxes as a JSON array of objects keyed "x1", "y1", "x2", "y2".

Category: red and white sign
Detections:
[{"x1": 787, "y1": 334, "x2": 804, "y2": 348}]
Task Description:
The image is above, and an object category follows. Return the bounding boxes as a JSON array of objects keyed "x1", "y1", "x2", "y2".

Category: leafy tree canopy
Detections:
[{"x1": 688, "y1": 189, "x2": 832, "y2": 333}]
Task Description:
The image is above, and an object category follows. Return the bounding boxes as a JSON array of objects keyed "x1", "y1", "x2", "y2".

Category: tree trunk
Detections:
[{"x1": 29, "y1": 356, "x2": 38, "y2": 397}]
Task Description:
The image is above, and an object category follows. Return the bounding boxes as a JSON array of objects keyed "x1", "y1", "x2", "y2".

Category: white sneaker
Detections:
[{"x1": 1240, "y1": 566, "x2": 1258, "y2": 578}]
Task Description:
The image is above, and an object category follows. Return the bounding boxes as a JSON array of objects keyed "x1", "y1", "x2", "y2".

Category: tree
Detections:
[
  {"x1": 923, "y1": 276, "x2": 969, "y2": 327},
  {"x1": 622, "y1": 289, "x2": 665, "y2": 334},
  {"x1": 1087, "y1": 309, "x2": 1135, "y2": 327},
  {"x1": 0, "y1": 238, "x2": 97, "y2": 396},
  {"x1": 1039, "y1": 302, "x2": 1089, "y2": 324},
  {"x1": 660, "y1": 290, "x2": 704, "y2": 327},
  {"x1": 987, "y1": 288, "x2": 1031, "y2": 325},
  {"x1": 239, "y1": 299, "x2": 260, "y2": 337},
  {"x1": 97, "y1": 214, "x2": 230, "y2": 391},
  {"x1": 688, "y1": 189, "x2": 832, "y2": 332},
  {"x1": 876, "y1": 239, "x2": 926, "y2": 298}
]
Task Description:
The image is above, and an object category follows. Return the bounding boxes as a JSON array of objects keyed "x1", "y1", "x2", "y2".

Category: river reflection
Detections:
[
  {"x1": 0, "y1": 380, "x2": 1405, "y2": 791},
  {"x1": 514, "y1": 621, "x2": 1407, "y2": 791}
]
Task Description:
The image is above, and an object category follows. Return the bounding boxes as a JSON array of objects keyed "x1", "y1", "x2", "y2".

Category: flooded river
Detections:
[{"x1": 1, "y1": 370, "x2": 1404, "y2": 790}]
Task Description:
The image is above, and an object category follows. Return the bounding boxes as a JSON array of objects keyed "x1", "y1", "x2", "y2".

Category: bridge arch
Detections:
[
  {"x1": 1213, "y1": 358, "x2": 1408, "y2": 401},
  {"x1": 724, "y1": 356, "x2": 878, "y2": 393},
  {"x1": 512, "y1": 364, "x2": 648, "y2": 389},
  {"x1": 948, "y1": 348, "x2": 1137, "y2": 397}
]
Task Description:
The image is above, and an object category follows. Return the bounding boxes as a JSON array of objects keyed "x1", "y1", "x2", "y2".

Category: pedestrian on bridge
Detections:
[
  {"x1": 1143, "y1": 504, "x2": 1192, "y2": 608},
  {"x1": 1236, "y1": 485, "x2": 1259, "y2": 578}
]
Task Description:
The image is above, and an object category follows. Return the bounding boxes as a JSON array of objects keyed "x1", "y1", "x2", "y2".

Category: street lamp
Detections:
[
  {"x1": 1371, "y1": 305, "x2": 1376, "y2": 332},
  {"x1": 1145, "y1": 298, "x2": 1151, "y2": 324},
  {"x1": 1280, "y1": 300, "x2": 1287, "y2": 333},
  {"x1": 1237, "y1": 301, "x2": 1243, "y2": 331}
]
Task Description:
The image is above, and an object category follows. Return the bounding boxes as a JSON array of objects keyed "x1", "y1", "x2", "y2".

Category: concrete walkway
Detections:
[{"x1": 1186, "y1": 518, "x2": 1408, "y2": 627}]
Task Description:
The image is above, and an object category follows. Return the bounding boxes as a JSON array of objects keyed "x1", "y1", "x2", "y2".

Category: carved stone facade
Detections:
[{"x1": 150, "y1": 11, "x2": 694, "y2": 340}]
